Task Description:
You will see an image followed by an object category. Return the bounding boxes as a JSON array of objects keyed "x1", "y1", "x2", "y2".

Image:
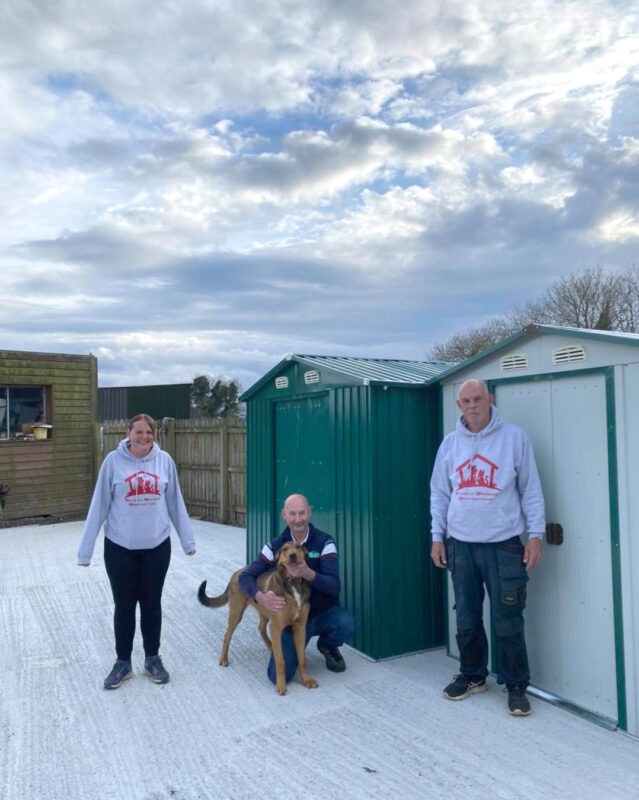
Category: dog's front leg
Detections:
[
  {"x1": 293, "y1": 608, "x2": 318, "y2": 689},
  {"x1": 269, "y1": 623, "x2": 288, "y2": 695},
  {"x1": 258, "y1": 614, "x2": 272, "y2": 651}
]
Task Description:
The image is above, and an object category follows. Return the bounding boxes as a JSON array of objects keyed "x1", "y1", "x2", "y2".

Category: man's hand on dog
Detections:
[
  {"x1": 255, "y1": 590, "x2": 287, "y2": 612},
  {"x1": 283, "y1": 560, "x2": 315, "y2": 581}
]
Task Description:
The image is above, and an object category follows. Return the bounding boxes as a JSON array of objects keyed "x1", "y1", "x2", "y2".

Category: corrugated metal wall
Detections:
[
  {"x1": 98, "y1": 387, "x2": 128, "y2": 421},
  {"x1": 333, "y1": 384, "x2": 443, "y2": 659},
  {"x1": 99, "y1": 384, "x2": 191, "y2": 421},
  {"x1": 332, "y1": 385, "x2": 374, "y2": 655},
  {"x1": 245, "y1": 394, "x2": 278, "y2": 560}
]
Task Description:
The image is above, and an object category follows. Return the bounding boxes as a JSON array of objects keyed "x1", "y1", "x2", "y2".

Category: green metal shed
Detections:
[{"x1": 240, "y1": 354, "x2": 452, "y2": 660}]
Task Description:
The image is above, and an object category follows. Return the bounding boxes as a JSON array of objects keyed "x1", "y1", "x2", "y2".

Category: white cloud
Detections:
[
  {"x1": 594, "y1": 211, "x2": 639, "y2": 243},
  {"x1": 0, "y1": 1, "x2": 638, "y2": 386}
]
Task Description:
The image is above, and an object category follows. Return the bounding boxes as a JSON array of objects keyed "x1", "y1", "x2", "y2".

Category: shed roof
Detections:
[
  {"x1": 241, "y1": 354, "x2": 454, "y2": 399},
  {"x1": 434, "y1": 323, "x2": 639, "y2": 382}
]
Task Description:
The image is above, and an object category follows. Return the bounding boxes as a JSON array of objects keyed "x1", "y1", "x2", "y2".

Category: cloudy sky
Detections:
[{"x1": 2, "y1": 1, "x2": 638, "y2": 391}]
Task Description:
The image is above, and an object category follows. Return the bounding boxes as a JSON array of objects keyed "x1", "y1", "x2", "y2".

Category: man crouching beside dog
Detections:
[{"x1": 240, "y1": 493, "x2": 355, "y2": 687}]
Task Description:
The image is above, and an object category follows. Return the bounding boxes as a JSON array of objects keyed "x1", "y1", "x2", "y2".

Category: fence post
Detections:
[
  {"x1": 164, "y1": 417, "x2": 177, "y2": 461},
  {"x1": 93, "y1": 422, "x2": 103, "y2": 479},
  {"x1": 220, "y1": 418, "x2": 229, "y2": 523}
]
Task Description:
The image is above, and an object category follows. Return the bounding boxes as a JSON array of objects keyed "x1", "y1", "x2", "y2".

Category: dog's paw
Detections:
[
  {"x1": 276, "y1": 683, "x2": 288, "y2": 695},
  {"x1": 303, "y1": 678, "x2": 319, "y2": 689},
  {"x1": 218, "y1": 658, "x2": 230, "y2": 667}
]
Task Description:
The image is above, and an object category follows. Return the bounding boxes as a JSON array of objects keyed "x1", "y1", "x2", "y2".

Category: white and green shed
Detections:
[{"x1": 435, "y1": 324, "x2": 639, "y2": 736}]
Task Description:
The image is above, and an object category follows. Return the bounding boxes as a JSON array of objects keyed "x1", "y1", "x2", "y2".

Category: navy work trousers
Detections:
[{"x1": 446, "y1": 535, "x2": 530, "y2": 688}]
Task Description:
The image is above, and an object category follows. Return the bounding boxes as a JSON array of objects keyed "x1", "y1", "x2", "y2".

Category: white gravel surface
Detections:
[{"x1": 1, "y1": 519, "x2": 638, "y2": 800}]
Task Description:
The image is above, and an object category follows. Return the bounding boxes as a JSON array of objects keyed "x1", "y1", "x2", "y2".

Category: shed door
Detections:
[
  {"x1": 495, "y1": 375, "x2": 618, "y2": 722},
  {"x1": 273, "y1": 393, "x2": 334, "y2": 531}
]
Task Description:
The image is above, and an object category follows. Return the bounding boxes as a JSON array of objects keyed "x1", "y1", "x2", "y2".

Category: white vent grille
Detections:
[
  {"x1": 275, "y1": 376, "x2": 289, "y2": 389},
  {"x1": 552, "y1": 345, "x2": 586, "y2": 365},
  {"x1": 304, "y1": 370, "x2": 320, "y2": 385},
  {"x1": 500, "y1": 354, "x2": 529, "y2": 372}
]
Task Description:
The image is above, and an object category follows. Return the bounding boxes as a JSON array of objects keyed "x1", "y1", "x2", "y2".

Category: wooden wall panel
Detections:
[{"x1": 0, "y1": 350, "x2": 97, "y2": 522}]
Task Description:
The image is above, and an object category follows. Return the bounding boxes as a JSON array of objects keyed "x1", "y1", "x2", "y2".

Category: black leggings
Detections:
[{"x1": 104, "y1": 536, "x2": 171, "y2": 660}]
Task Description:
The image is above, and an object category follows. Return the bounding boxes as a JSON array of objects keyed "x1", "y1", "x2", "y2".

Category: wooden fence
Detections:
[{"x1": 97, "y1": 418, "x2": 246, "y2": 526}]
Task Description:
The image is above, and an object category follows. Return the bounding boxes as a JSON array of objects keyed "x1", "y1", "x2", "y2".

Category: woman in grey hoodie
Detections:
[{"x1": 78, "y1": 414, "x2": 196, "y2": 689}]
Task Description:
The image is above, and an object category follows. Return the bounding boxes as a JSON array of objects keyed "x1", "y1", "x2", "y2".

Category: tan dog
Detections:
[{"x1": 197, "y1": 540, "x2": 318, "y2": 695}]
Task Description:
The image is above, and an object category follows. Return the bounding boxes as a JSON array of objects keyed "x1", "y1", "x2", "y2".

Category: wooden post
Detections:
[
  {"x1": 165, "y1": 417, "x2": 177, "y2": 461},
  {"x1": 220, "y1": 418, "x2": 229, "y2": 523},
  {"x1": 93, "y1": 422, "x2": 103, "y2": 478},
  {"x1": 90, "y1": 354, "x2": 99, "y2": 485}
]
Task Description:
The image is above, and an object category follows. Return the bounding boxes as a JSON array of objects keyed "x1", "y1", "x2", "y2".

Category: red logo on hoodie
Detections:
[
  {"x1": 455, "y1": 454, "x2": 501, "y2": 500},
  {"x1": 125, "y1": 471, "x2": 161, "y2": 500}
]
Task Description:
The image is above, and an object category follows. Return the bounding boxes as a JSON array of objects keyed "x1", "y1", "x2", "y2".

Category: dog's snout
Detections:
[{"x1": 288, "y1": 553, "x2": 299, "y2": 563}]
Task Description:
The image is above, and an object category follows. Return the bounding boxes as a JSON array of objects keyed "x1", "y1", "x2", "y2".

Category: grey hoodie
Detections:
[
  {"x1": 430, "y1": 405, "x2": 545, "y2": 544},
  {"x1": 77, "y1": 439, "x2": 195, "y2": 564}
]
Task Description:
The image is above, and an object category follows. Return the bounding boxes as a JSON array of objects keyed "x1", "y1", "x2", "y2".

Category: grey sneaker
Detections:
[
  {"x1": 144, "y1": 655, "x2": 170, "y2": 684},
  {"x1": 443, "y1": 674, "x2": 487, "y2": 700},
  {"x1": 506, "y1": 685, "x2": 531, "y2": 716},
  {"x1": 104, "y1": 659, "x2": 132, "y2": 690}
]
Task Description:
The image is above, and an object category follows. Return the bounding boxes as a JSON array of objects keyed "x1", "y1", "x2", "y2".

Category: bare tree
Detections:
[
  {"x1": 428, "y1": 266, "x2": 639, "y2": 361},
  {"x1": 532, "y1": 267, "x2": 623, "y2": 329},
  {"x1": 615, "y1": 266, "x2": 639, "y2": 333},
  {"x1": 429, "y1": 317, "x2": 519, "y2": 361}
]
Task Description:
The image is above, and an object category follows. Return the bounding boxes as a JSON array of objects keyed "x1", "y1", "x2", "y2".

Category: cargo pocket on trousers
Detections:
[
  {"x1": 496, "y1": 538, "x2": 528, "y2": 608},
  {"x1": 444, "y1": 537, "x2": 454, "y2": 574},
  {"x1": 444, "y1": 538, "x2": 456, "y2": 611}
]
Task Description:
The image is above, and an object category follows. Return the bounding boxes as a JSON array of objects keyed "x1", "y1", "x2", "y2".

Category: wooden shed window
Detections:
[{"x1": 0, "y1": 386, "x2": 50, "y2": 440}]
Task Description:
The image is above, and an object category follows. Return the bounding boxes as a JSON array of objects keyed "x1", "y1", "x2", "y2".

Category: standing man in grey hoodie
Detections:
[
  {"x1": 430, "y1": 380, "x2": 545, "y2": 716},
  {"x1": 78, "y1": 414, "x2": 196, "y2": 689}
]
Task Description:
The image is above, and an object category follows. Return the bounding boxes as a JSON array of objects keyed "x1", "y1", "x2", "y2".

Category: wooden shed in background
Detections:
[{"x1": 0, "y1": 349, "x2": 97, "y2": 523}]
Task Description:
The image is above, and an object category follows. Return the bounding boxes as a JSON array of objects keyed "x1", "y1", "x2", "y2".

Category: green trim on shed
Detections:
[
  {"x1": 434, "y1": 324, "x2": 639, "y2": 383},
  {"x1": 605, "y1": 368, "x2": 627, "y2": 730},
  {"x1": 241, "y1": 355, "x2": 453, "y2": 401}
]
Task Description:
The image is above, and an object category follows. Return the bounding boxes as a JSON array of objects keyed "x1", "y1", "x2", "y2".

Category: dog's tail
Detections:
[{"x1": 197, "y1": 579, "x2": 230, "y2": 608}]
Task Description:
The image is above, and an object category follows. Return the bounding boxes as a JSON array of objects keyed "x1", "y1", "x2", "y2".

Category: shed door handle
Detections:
[{"x1": 545, "y1": 522, "x2": 563, "y2": 546}]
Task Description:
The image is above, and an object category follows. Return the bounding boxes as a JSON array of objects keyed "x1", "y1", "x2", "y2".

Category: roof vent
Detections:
[
  {"x1": 552, "y1": 345, "x2": 586, "y2": 365},
  {"x1": 304, "y1": 370, "x2": 320, "y2": 385},
  {"x1": 275, "y1": 376, "x2": 289, "y2": 389},
  {"x1": 500, "y1": 354, "x2": 529, "y2": 372}
]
